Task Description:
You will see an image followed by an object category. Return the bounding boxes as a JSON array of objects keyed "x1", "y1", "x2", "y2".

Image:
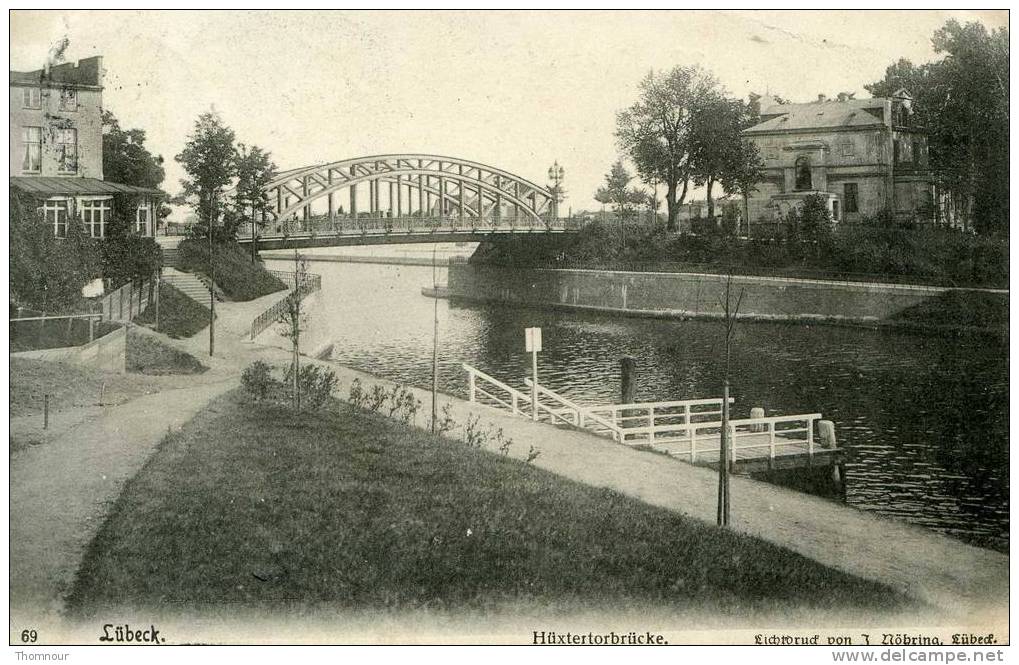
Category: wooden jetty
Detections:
[{"x1": 463, "y1": 363, "x2": 843, "y2": 476}]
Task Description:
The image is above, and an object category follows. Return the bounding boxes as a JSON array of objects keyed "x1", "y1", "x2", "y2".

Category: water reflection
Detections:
[{"x1": 267, "y1": 256, "x2": 1009, "y2": 553}]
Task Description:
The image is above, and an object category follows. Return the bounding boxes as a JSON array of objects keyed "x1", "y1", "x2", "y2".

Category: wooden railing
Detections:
[
  {"x1": 522, "y1": 378, "x2": 622, "y2": 440},
  {"x1": 249, "y1": 271, "x2": 322, "y2": 339},
  {"x1": 660, "y1": 413, "x2": 823, "y2": 464},
  {"x1": 580, "y1": 398, "x2": 731, "y2": 446},
  {"x1": 464, "y1": 363, "x2": 532, "y2": 415},
  {"x1": 463, "y1": 364, "x2": 828, "y2": 466}
]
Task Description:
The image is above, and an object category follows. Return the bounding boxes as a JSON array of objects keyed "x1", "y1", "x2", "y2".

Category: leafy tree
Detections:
[
  {"x1": 691, "y1": 96, "x2": 764, "y2": 220},
  {"x1": 102, "y1": 111, "x2": 165, "y2": 190},
  {"x1": 594, "y1": 161, "x2": 648, "y2": 220},
  {"x1": 866, "y1": 20, "x2": 1008, "y2": 235},
  {"x1": 175, "y1": 111, "x2": 237, "y2": 239},
  {"x1": 102, "y1": 111, "x2": 170, "y2": 228},
  {"x1": 615, "y1": 65, "x2": 720, "y2": 231},
  {"x1": 234, "y1": 143, "x2": 277, "y2": 234}
]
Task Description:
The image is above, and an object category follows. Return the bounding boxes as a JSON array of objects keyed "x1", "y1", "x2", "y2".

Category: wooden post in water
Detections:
[
  {"x1": 620, "y1": 356, "x2": 637, "y2": 404},
  {"x1": 43, "y1": 394, "x2": 49, "y2": 430}
]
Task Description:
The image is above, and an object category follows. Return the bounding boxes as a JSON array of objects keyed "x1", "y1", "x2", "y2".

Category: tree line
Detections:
[{"x1": 598, "y1": 18, "x2": 1008, "y2": 236}]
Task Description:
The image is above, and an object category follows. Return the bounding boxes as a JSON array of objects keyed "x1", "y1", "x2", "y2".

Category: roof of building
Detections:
[
  {"x1": 10, "y1": 56, "x2": 103, "y2": 88},
  {"x1": 745, "y1": 96, "x2": 889, "y2": 134},
  {"x1": 11, "y1": 177, "x2": 164, "y2": 197}
]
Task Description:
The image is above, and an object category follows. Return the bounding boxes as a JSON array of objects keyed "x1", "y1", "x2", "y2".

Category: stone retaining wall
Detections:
[{"x1": 447, "y1": 264, "x2": 1006, "y2": 326}]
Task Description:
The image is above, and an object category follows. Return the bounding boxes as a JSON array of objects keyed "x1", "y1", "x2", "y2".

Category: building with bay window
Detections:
[
  {"x1": 742, "y1": 90, "x2": 935, "y2": 228},
  {"x1": 9, "y1": 55, "x2": 163, "y2": 237}
]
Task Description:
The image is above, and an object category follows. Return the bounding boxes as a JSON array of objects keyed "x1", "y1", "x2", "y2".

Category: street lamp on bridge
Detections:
[{"x1": 547, "y1": 161, "x2": 565, "y2": 219}]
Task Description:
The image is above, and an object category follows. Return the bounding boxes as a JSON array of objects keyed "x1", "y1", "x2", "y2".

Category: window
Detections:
[
  {"x1": 912, "y1": 139, "x2": 923, "y2": 166},
  {"x1": 21, "y1": 127, "x2": 42, "y2": 172},
  {"x1": 44, "y1": 200, "x2": 69, "y2": 238},
  {"x1": 832, "y1": 200, "x2": 841, "y2": 221},
  {"x1": 135, "y1": 204, "x2": 151, "y2": 235},
  {"x1": 80, "y1": 199, "x2": 111, "y2": 238},
  {"x1": 794, "y1": 156, "x2": 812, "y2": 190},
  {"x1": 56, "y1": 128, "x2": 77, "y2": 173},
  {"x1": 765, "y1": 144, "x2": 778, "y2": 160},
  {"x1": 844, "y1": 183, "x2": 859, "y2": 214},
  {"x1": 893, "y1": 139, "x2": 901, "y2": 164},
  {"x1": 22, "y1": 87, "x2": 41, "y2": 109},
  {"x1": 840, "y1": 142, "x2": 854, "y2": 157},
  {"x1": 59, "y1": 88, "x2": 77, "y2": 111}
]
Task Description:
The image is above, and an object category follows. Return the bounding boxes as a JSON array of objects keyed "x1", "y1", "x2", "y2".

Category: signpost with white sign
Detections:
[{"x1": 525, "y1": 327, "x2": 542, "y2": 421}]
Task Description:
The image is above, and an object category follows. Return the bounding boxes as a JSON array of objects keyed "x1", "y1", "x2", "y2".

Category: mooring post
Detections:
[
  {"x1": 43, "y1": 394, "x2": 49, "y2": 430},
  {"x1": 818, "y1": 420, "x2": 843, "y2": 493},
  {"x1": 620, "y1": 356, "x2": 637, "y2": 404},
  {"x1": 750, "y1": 406, "x2": 765, "y2": 432}
]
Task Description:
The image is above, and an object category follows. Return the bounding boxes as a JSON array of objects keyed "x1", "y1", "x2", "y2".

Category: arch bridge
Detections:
[{"x1": 234, "y1": 154, "x2": 575, "y2": 249}]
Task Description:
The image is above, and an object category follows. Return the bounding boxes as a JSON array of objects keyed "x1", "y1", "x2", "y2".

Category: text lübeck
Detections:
[{"x1": 98, "y1": 624, "x2": 165, "y2": 644}]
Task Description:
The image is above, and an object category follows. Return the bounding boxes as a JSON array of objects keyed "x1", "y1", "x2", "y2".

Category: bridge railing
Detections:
[{"x1": 237, "y1": 216, "x2": 584, "y2": 241}]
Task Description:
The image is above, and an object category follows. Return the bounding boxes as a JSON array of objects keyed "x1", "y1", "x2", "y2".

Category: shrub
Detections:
[
  {"x1": 349, "y1": 378, "x2": 367, "y2": 409},
  {"x1": 283, "y1": 363, "x2": 338, "y2": 410},
  {"x1": 799, "y1": 193, "x2": 834, "y2": 236},
  {"x1": 242, "y1": 360, "x2": 279, "y2": 401}
]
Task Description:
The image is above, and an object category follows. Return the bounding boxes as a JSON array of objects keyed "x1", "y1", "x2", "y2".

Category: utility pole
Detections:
[
  {"x1": 717, "y1": 273, "x2": 744, "y2": 527},
  {"x1": 431, "y1": 245, "x2": 439, "y2": 433},
  {"x1": 208, "y1": 207, "x2": 215, "y2": 357},
  {"x1": 293, "y1": 248, "x2": 301, "y2": 411}
]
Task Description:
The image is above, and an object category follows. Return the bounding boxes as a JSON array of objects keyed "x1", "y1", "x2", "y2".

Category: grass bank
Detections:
[
  {"x1": 67, "y1": 389, "x2": 915, "y2": 617},
  {"x1": 473, "y1": 221, "x2": 1008, "y2": 289},
  {"x1": 134, "y1": 282, "x2": 211, "y2": 339},
  {"x1": 178, "y1": 239, "x2": 287, "y2": 301},
  {"x1": 125, "y1": 329, "x2": 207, "y2": 375}
]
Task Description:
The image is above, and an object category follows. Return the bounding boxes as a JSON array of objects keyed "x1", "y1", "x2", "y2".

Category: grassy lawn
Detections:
[
  {"x1": 178, "y1": 239, "x2": 287, "y2": 301},
  {"x1": 125, "y1": 329, "x2": 207, "y2": 375},
  {"x1": 9, "y1": 358, "x2": 169, "y2": 418},
  {"x1": 67, "y1": 389, "x2": 915, "y2": 617},
  {"x1": 134, "y1": 282, "x2": 211, "y2": 339}
]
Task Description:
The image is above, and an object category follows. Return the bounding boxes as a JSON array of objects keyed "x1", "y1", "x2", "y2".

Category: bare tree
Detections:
[{"x1": 276, "y1": 250, "x2": 309, "y2": 410}]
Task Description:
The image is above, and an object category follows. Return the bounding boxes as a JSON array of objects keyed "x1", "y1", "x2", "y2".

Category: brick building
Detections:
[
  {"x1": 742, "y1": 90, "x2": 935, "y2": 227},
  {"x1": 9, "y1": 55, "x2": 163, "y2": 238}
]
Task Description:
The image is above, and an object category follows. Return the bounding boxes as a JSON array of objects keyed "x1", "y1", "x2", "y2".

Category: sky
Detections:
[{"x1": 9, "y1": 9, "x2": 1009, "y2": 214}]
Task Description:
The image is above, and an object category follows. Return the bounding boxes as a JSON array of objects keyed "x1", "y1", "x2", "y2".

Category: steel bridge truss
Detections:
[{"x1": 256, "y1": 154, "x2": 558, "y2": 223}]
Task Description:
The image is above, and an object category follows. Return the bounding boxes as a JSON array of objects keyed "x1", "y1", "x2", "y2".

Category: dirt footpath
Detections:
[{"x1": 9, "y1": 378, "x2": 237, "y2": 636}]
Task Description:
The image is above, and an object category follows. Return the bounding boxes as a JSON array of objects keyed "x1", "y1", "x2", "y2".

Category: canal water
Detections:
[{"x1": 267, "y1": 248, "x2": 1009, "y2": 553}]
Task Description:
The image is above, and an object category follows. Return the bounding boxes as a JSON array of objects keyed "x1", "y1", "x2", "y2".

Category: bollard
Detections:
[
  {"x1": 818, "y1": 420, "x2": 837, "y2": 449},
  {"x1": 750, "y1": 406, "x2": 765, "y2": 432},
  {"x1": 99, "y1": 382, "x2": 106, "y2": 407},
  {"x1": 43, "y1": 394, "x2": 49, "y2": 430}
]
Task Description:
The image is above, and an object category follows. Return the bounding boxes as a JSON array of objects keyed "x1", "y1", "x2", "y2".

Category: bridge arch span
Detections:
[{"x1": 244, "y1": 154, "x2": 559, "y2": 223}]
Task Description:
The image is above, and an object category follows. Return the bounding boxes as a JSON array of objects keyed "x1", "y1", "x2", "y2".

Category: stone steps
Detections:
[{"x1": 162, "y1": 270, "x2": 221, "y2": 304}]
